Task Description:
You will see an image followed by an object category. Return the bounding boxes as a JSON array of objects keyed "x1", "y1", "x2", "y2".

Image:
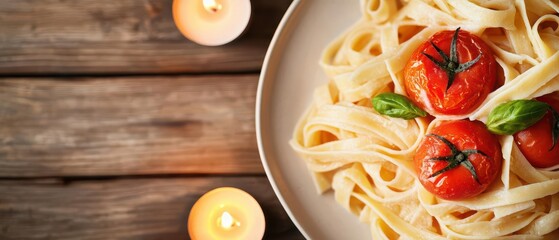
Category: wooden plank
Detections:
[
  {"x1": 0, "y1": 0, "x2": 292, "y2": 75},
  {"x1": 0, "y1": 176, "x2": 304, "y2": 240},
  {"x1": 0, "y1": 75, "x2": 264, "y2": 177}
]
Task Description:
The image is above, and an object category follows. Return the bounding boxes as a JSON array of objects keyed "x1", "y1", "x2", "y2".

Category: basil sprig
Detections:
[
  {"x1": 486, "y1": 100, "x2": 549, "y2": 135},
  {"x1": 372, "y1": 93, "x2": 427, "y2": 120}
]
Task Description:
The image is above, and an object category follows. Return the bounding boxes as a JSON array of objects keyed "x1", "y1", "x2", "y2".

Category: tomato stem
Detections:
[
  {"x1": 426, "y1": 134, "x2": 486, "y2": 184},
  {"x1": 422, "y1": 28, "x2": 482, "y2": 91},
  {"x1": 550, "y1": 107, "x2": 559, "y2": 151}
]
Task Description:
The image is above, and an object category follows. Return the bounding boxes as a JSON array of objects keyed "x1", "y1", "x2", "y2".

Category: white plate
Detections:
[
  {"x1": 256, "y1": 0, "x2": 369, "y2": 239},
  {"x1": 256, "y1": 2, "x2": 559, "y2": 239}
]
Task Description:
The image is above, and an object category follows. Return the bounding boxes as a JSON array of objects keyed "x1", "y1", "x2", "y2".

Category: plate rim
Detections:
[{"x1": 255, "y1": 0, "x2": 310, "y2": 238}]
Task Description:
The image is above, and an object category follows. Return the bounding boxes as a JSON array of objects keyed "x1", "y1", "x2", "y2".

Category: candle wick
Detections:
[{"x1": 203, "y1": 0, "x2": 222, "y2": 13}]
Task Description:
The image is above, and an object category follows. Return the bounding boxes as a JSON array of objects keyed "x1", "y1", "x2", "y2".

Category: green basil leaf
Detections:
[
  {"x1": 486, "y1": 99, "x2": 549, "y2": 135},
  {"x1": 372, "y1": 93, "x2": 427, "y2": 120}
]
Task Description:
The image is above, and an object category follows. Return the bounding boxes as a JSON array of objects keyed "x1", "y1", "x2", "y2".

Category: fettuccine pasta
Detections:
[{"x1": 290, "y1": 0, "x2": 559, "y2": 239}]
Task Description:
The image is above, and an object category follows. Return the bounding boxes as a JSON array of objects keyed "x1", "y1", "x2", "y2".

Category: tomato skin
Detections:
[
  {"x1": 514, "y1": 93, "x2": 559, "y2": 168},
  {"x1": 404, "y1": 30, "x2": 497, "y2": 116},
  {"x1": 415, "y1": 120, "x2": 502, "y2": 200}
]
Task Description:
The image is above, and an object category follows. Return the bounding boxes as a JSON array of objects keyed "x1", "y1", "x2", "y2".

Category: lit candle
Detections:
[
  {"x1": 173, "y1": 0, "x2": 252, "y2": 46},
  {"x1": 188, "y1": 187, "x2": 265, "y2": 240}
]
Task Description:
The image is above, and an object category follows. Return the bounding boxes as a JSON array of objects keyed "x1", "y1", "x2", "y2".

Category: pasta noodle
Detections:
[{"x1": 289, "y1": 0, "x2": 559, "y2": 239}]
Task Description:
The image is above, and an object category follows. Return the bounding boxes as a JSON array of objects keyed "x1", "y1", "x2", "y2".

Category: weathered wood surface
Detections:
[
  {"x1": 0, "y1": 176, "x2": 303, "y2": 240},
  {"x1": 0, "y1": 0, "x2": 304, "y2": 238},
  {"x1": 0, "y1": 75, "x2": 263, "y2": 177},
  {"x1": 0, "y1": 0, "x2": 292, "y2": 75}
]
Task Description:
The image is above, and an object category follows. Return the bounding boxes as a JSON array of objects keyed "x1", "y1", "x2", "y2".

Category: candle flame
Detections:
[
  {"x1": 203, "y1": 0, "x2": 222, "y2": 13},
  {"x1": 219, "y1": 211, "x2": 234, "y2": 229}
]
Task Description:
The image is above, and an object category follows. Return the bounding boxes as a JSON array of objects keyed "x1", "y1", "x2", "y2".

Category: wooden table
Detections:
[{"x1": 0, "y1": 0, "x2": 304, "y2": 239}]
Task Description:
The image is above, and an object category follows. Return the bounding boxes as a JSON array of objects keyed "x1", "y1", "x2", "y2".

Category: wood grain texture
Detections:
[
  {"x1": 0, "y1": 176, "x2": 304, "y2": 240},
  {"x1": 0, "y1": 75, "x2": 264, "y2": 177},
  {"x1": 0, "y1": 1, "x2": 304, "y2": 239},
  {"x1": 0, "y1": 0, "x2": 292, "y2": 75}
]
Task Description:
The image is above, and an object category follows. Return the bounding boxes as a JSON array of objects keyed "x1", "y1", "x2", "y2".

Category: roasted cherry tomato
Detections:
[
  {"x1": 415, "y1": 120, "x2": 502, "y2": 200},
  {"x1": 404, "y1": 28, "x2": 497, "y2": 116},
  {"x1": 514, "y1": 93, "x2": 559, "y2": 168}
]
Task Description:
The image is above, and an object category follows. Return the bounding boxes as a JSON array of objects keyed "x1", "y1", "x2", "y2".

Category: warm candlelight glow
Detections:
[
  {"x1": 188, "y1": 187, "x2": 265, "y2": 240},
  {"x1": 202, "y1": 0, "x2": 222, "y2": 13},
  {"x1": 173, "y1": 0, "x2": 251, "y2": 46},
  {"x1": 219, "y1": 211, "x2": 235, "y2": 229}
]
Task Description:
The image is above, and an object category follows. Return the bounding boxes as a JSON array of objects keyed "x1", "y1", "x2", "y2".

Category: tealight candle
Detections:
[
  {"x1": 188, "y1": 187, "x2": 265, "y2": 240},
  {"x1": 173, "y1": 0, "x2": 252, "y2": 46}
]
